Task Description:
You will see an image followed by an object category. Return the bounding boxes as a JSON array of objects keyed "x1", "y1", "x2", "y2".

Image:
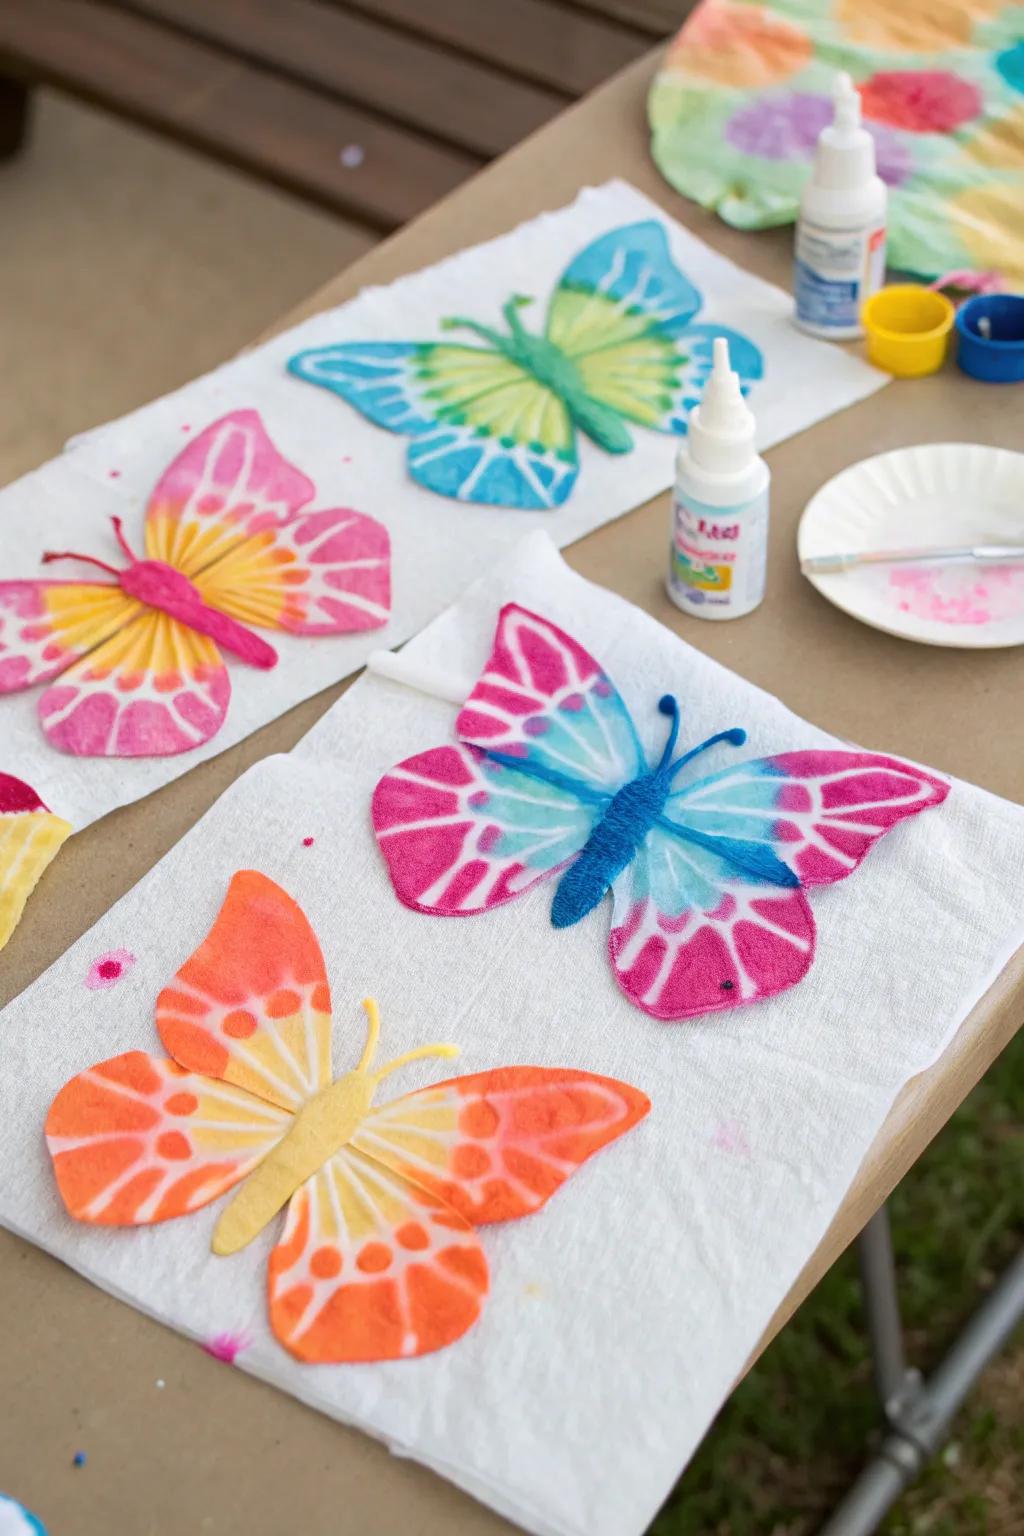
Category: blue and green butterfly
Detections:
[{"x1": 287, "y1": 221, "x2": 764, "y2": 511}]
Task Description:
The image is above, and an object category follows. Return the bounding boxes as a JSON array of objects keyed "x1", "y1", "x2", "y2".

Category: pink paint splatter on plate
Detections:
[
  {"x1": 711, "y1": 1119, "x2": 751, "y2": 1157},
  {"x1": 203, "y1": 1331, "x2": 249, "y2": 1364},
  {"x1": 84, "y1": 949, "x2": 136, "y2": 990},
  {"x1": 890, "y1": 566, "x2": 1024, "y2": 626}
]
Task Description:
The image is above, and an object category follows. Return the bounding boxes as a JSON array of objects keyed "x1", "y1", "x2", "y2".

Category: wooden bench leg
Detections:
[{"x1": 0, "y1": 78, "x2": 32, "y2": 159}]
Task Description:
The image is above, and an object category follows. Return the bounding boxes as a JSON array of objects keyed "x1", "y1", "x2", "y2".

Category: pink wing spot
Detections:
[
  {"x1": 474, "y1": 684, "x2": 537, "y2": 717},
  {"x1": 559, "y1": 692, "x2": 585, "y2": 713},
  {"x1": 202, "y1": 1331, "x2": 249, "y2": 1364},
  {"x1": 0, "y1": 656, "x2": 31, "y2": 691},
  {"x1": 776, "y1": 783, "x2": 812, "y2": 812},
  {"x1": 478, "y1": 825, "x2": 500, "y2": 853},
  {"x1": 468, "y1": 791, "x2": 490, "y2": 810},
  {"x1": 593, "y1": 679, "x2": 613, "y2": 698},
  {"x1": 821, "y1": 771, "x2": 919, "y2": 809},
  {"x1": 520, "y1": 628, "x2": 568, "y2": 692},
  {"x1": 794, "y1": 845, "x2": 850, "y2": 883},
  {"x1": 773, "y1": 819, "x2": 803, "y2": 842},
  {"x1": 524, "y1": 716, "x2": 550, "y2": 737},
  {"x1": 85, "y1": 949, "x2": 137, "y2": 990},
  {"x1": 707, "y1": 893, "x2": 737, "y2": 922}
]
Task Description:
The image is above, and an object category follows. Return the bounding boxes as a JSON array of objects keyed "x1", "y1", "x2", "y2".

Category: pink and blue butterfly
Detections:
[
  {"x1": 372, "y1": 607, "x2": 949, "y2": 1021},
  {"x1": 287, "y1": 222, "x2": 763, "y2": 511}
]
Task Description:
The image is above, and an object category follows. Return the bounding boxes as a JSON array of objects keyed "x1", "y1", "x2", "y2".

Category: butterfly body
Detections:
[
  {"x1": 89, "y1": 546, "x2": 279, "y2": 670},
  {"x1": 373, "y1": 606, "x2": 950, "y2": 1020},
  {"x1": 289, "y1": 221, "x2": 765, "y2": 509}
]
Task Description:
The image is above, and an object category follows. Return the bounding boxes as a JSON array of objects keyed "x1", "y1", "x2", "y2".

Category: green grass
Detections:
[{"x1": 651, "y1": 1030, "x2": 1024, "y2": 1536}]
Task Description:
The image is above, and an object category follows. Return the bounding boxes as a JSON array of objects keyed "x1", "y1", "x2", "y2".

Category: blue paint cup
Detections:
[{"x1": 955, "y1": 294, "x2": 1024, "y2": 383}]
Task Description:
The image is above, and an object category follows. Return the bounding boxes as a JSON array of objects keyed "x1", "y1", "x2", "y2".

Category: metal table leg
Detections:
[{"x1": 819, "y1": 1206, "x2": 1024, "y2": 1536}]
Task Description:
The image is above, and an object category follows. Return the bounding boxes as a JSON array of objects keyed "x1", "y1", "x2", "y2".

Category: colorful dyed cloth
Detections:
[{"x1": 648, "y1": 0, "x2": 1024, "y2": 285}]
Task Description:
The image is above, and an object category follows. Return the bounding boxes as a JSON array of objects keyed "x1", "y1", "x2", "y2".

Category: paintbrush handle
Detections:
[{"x1": 801, "y1": 545, "x2": 1024, "y2": 575}]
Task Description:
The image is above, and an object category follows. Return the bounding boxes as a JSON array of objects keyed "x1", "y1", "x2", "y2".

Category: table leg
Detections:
[{"x1": 818, "y1": 1207, "x2": 1024, "y2": 1536}]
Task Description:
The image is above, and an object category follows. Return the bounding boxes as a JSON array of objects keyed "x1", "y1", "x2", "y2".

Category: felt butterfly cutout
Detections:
[
  {"x1": 0, "y1": 411, "x2": 391, "y2": 757},
  {"x1": 46, "y1": 870, "x2": 649, "y2": 1363},
  {"x1": 372, "y1": 606, "x2": 950, "y2": 1022},
  {"x1": 0, "y1": 772, "x2": 71, "y2": 950},
  {"x1": 287, "y1": 220, "x2": 763, "y2": 510}
]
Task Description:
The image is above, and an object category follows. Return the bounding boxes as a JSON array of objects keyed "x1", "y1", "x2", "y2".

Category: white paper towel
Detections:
[
  {"x1": 1, "y1": 179, "x2": 885, "y2": 838},
  {"x1": 7, "y1": 541, "x2": 1002, "y2": 1536}
]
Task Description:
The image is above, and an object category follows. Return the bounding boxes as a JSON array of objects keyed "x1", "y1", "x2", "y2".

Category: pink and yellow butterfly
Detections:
[
  {"x1": 372, "y1": 605, "x2": 949, "y2": 1022},
  {"x1": 46, "y1": 870, "x2": 648, "y2": 1363},
  {"x1": 0, "y1": 411, "x2": 391, "y2": 757}
]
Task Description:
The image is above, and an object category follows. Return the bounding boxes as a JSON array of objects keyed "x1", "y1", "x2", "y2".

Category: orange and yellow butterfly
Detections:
[
  {"x1": 0, "y1": 411, "x2": 391, "y2": 757},
  {"x1": 45, "y1": 870, "x2": 649, "y2": 1363}
]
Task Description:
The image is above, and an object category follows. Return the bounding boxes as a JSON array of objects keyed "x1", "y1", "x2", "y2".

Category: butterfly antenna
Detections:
[
  {"x1": 356, "y1": 997, "x2": 382, "y2": 1073},
  {"x1": 669, "y1": 727, "x2": 748, "y2": 781},
  {"x1": 40, "y1": 548, "x2": 121, "y2": 577},
  {"x1": 374, "y1": 1042, "x2": 460, "y2": 1085},
  {"x1": 656, "y1": 695, "x2": 682, "y2": 771},
  {"x1": 110, "y1": 515, "x2": 139, "y2": 563}
]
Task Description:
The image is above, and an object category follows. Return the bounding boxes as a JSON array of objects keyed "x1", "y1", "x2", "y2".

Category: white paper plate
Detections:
[{"x1": 798, "y1": 443, "x2": 1024, "y2": 648}]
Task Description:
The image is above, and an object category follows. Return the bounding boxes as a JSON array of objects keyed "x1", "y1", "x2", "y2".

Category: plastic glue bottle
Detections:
[
  {"x1": 667, "y1": 336, "x2": 769, "y2": 621},
  {"x1": 793, "y1": 71, "x2": 887, "y2": 339}
]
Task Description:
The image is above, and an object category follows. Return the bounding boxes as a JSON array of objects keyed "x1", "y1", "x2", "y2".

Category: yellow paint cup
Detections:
[{"x1": 861, "y1": 285, "x2": 955, "y2": 377}]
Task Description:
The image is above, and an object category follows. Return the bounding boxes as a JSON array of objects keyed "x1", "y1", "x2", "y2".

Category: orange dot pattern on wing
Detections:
[
  {"x1": 400, "y1": 1067, "x2": 651, "y2": 1227},
  {"x1": 44, "y1": 1050, "x2": 289, "y2": 1225}
]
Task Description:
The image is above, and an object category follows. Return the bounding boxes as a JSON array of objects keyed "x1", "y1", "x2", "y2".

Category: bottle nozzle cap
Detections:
[
  {"x1": 683, "y1": 335, "x2": 756, "y2": 475},
  {"x1": 833, "y1": 70, "x2": 861, "y2": 130}
]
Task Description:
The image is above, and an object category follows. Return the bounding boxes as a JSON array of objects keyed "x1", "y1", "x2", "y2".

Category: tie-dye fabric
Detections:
[{"x1": 648, "y1": 0, "x2": 1024, "y2": 285}]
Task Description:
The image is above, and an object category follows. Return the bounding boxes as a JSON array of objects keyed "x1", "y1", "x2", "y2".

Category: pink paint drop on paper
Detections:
[
  {"x1": 203, "y1": 1331, "x2": 249, "y2": 1364},
  {"x1": 889, "y1": 566, "x2": 1024, "y2": 626},
  {"x1": 108, "y1": 469, "x2": 121, "y2": 479},
  {"x1": 302, "y1": 836, "x2": 315, "y2": 847},
  {"x1": 84, "y1": 948, "x2": 136, "y2": 990},
  {"x1": 711, "y1": 1119, "x2": 751, "y2": 1157}
]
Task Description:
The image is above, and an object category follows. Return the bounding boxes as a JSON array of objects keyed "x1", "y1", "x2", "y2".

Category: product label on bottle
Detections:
[
  {"x1": 795, "y1": 221, "x2": 886, "y2": 330},
  {"x1": 668, "y1": 488, "x2": 768, "y2": 617}
]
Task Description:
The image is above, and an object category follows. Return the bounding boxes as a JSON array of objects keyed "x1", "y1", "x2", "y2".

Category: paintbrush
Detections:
[{"x1": 801, "y1": 544, "x2": 1024, "y2": 575}]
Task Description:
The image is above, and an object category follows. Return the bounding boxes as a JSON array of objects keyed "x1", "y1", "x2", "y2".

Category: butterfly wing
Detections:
[
  {"x1": 288, "y1": 342, "x2": 578, "y2": 510},
  {"x1": 546, "y1": 221, "x2": 763, "y2": 434},
  {"x1": 0, "y1": 773, "x2": 72, "y2": 950},
  {"x1": 144, "y1": 410, "x2": 316, "y2": 577},
  {"x1": 267, "y1": 1148, "x2": 488, "y2": 1362},
  {"x1": 0, "y1": 580, "x2": 142, "y2": 694},
  {"x1": 45, "y1": 1049, "x2": 292, "y2": 1225},
  {"x1": 145, "y1": 409, "x2": 391, "y2": 636},
  {"x1": 155, "y1": 869, "x2": 333, "y2": 1111},
  {"x1": 350, "y1": 1066, "x2": 650, "y2": 1224},
  {"x1": 36, "y1": 609, "x2": 230, "y2": 757},
  {"x1": 372, "y1": 606, "x2": 643, "y2": 915},
  {"x1": 192, "y1": 506, "x2": 391, "y2": 636},
  {"x1": 609, "y1": 750, "x2": 949, "y2": 1020}
]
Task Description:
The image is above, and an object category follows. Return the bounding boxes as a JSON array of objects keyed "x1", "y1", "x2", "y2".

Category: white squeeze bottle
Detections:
[
  {"x1": 666, "y1": 337, "x2": 769, "y2": 621},
  {"x1": 793, "y1": 71, "x2": 887, "y2": 339}
]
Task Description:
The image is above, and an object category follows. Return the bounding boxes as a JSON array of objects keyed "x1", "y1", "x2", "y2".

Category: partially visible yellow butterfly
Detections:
[{"x1": 46, "y1": 871, "x2": 649, "y2": 1362}]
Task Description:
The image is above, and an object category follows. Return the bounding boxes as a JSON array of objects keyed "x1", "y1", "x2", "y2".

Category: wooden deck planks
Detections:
[{"x1": 0, "y1": 0, "x2": 481, "y2": 228}]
